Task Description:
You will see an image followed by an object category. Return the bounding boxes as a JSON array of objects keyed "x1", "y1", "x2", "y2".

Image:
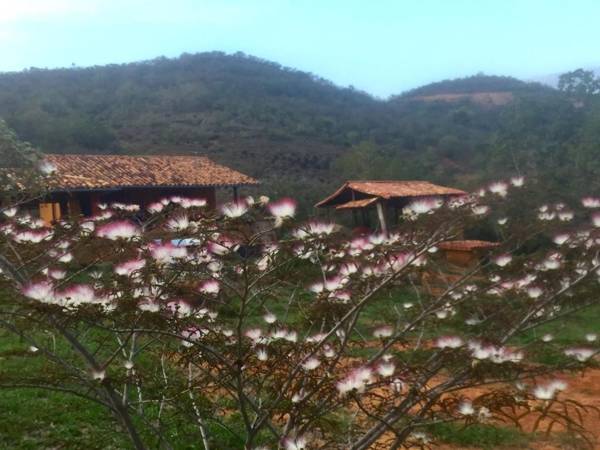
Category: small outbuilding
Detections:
[
  {"x1": 315, "y1": 180, "x2": 466, "y2": 234},
  {"x1": 34, "y1": 154, "x2": 258, "y2": 223}
]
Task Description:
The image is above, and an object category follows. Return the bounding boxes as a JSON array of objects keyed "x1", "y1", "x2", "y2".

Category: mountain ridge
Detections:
[{"x1": 0, "y1": 51, "x2": 597, "y2": 210}]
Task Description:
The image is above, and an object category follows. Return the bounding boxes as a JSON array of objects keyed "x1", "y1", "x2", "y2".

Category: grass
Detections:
[
  {"x1": 0, "y1": 332, "x2": 130, "y2": 449},
  {"x1": 2, "y1": 281, "x2": 600, "y2": 449},
  {"x1": 427, "y1": 422, "x2": 530, "y2": 449}
]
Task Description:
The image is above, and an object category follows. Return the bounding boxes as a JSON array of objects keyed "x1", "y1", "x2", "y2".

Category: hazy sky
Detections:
[{"x1": 1, "y1": 0, "x2": 599, "y2": 97}]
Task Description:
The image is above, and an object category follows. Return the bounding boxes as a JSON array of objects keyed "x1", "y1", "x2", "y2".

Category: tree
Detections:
[
  {"x1": 0, "y1": 119, "x2": 39, "y2": 168},
  {"x1": 558, "y1": 69, "x2": 600, "y2": 98},
  {"x1": 0, "y1": 176, "x2": 599, "y2": 449}
]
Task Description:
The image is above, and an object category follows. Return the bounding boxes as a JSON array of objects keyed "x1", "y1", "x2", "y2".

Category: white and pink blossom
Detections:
[
  {"x1": 435, "y1": 336, "x2": 464, "y2": 349},
  {"x1": 198, "y1": 280, "x2": 220, "y2": 295},
  {"x1": 268, "y1": 197, "x2": 297, "y2": 218},
  {"x1": 221, "y1": 201, "x2": 248, "y2": 218},
  {"x1": 96, "y1": 221, "x2": 140, "y2": 240},
  {"x1": 115, "y1": 258, "x2": 146, "y2": 276}
]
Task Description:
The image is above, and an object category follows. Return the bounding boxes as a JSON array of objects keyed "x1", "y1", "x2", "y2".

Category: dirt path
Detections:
[{"x1": 432, "y1": 369, "x2": 600, "y2": 450}]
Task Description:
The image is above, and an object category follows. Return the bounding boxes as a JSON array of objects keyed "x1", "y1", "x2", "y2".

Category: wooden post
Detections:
[
  {"x1": 232, "y1": 186, "x2": 239, "y2": 203},
  {"x1": 351, "y1": 190, "x2": 358, "y2": 226},
  {"x1": 361, "y1": 208, "x2": 369, "y2": 227},
  {"x1": 376, "y1": 201, "x2": 388, "y2": 237}
]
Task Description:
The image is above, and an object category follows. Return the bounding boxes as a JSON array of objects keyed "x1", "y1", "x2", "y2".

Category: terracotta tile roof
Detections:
[
  {"x1": 438, "y1": 240, "x2": 500, "y2": 251},
  {"x1": 316, "y1": 180, "x2": 466, "y2": 207},
  {"x1": 335, "y1": 198, "x2": 379, "y2": 210},
  {"x1": 43, "y1": 154, "x2": 258, "y2": 190}
]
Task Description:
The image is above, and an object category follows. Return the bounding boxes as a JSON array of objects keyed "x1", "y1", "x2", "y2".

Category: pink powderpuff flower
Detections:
[
  {"x1": 114, "y1": 203, "x2": 140, "y2": 212},
  {"x1": 13, "y1": 229, "x2": 53, "y2": 244},
  {"x1": 493, "y1": 254, "x2": 512, "y2": 267},
  {"x1": 405, "y1": 197, "x2": 443, "y2": 215},
  {"x1": 57, "y1": 252, "x2": 73, "y2": 263},
  {"x1": 166, "y1": 214, "x2": 190, "y2": 232},
  {"x1": 180, "y1": 197, "x2": 207, "y2": 208},
  {"x1": 268, "y1": 197, "x2": 297, "y2": 218},
  {"x1": 114, "y1": 258, "x2": 146, "y2": 276},
  {"x1": 180, "y1": 326, "x2": 204, "y2": 347},
  {"x1": 329, "y1": 290, "x2": 351, "y2": 303},
  {"x1": 377, "y1": 361, "x2": 395, "y2": 377},
  {"x1": 244, "y1": 328, "x2": 262, "y2": 342},
  {"x1": 306, "y1": 221, "x2": 335, "y2": 236},
  {"x1": 207, "y1": 236, "x2": 238, "y2": 255},
  {"x1": 149, "y1": 242, "x2": 188, "y2": 264},
  {"x1": 221, "y1": 201, "x2": 248, "y2": 218},
  {"x1": 336, "y1": 366, "x2": 374, "y2": 394},
  {"x1": 256, "y1": 348, "x2": 269, "y2": 361},
  {"x1": 147, "y1": 201, "x2": 164, "y2": 213},
  {"x1": 96, "y1": 221, "x2": 140, "y2": 240},
  {"x1": 138, "y1": 299, "x2": 160, "y2": 313},
  {"x1": 263, "y1": 312, "x2": 277, "y2": 324},
  {"x1": 458, "y1": 401, "x2": 475, "y2": 415},
  {"x1": 489, "y1": 181, "x2": 508, "y2": 197},
  {"x1": 510, "y1": 176, "x2": 525, "y2": 187},
  {"x1": 373, "y1": 325, "x2": 394, "y2": 339},
  {"x1": 38, "y1": 161, "x2": 57, "y2": 175},
  {"x1": 283, "y1": 436, "x2": 308, "y2": 450},
  {"x1": 541, "y1": 254, "x2": 562, "y2": 270},
  {"x1": 553, "y1": 233, "x2": 570, "y2": 245},
  {"x1": 302, "y1": 357, "x2": 321, "y2": 371},
  {"x1": 308, "y1": 282, "x2": 324, "y2": 294},
  {"x1": 435, "y1": 336, "x2": 464, "y2": 349},
  {"x1": 324, "y1": 275, "x2": 346, "y2": 291},
  {"x1": 526, "y1": 287, "x2": 543, "y2": 299},
  {"x1": 91, "y1": 211, "x2": 113, "y2": 221},
  {"x1": 564, "y1": 347, "x2": 595, "y2": 362},
  {"x1": 489, "y1": 347, "x2": 523, "y2": 364},
  {"x1": 80, "y1": 221, "x2": 95, "y2": 234},
  {"x1": 472, "y1": 205, "x2": 489, "y2": 215},
  {"x1": 592, "y1": 212, "x2": 600, "y2": 228},
  {"x1": 339, "y1": 262, "x2": 359, "y2": 276},
  {"x1": 166, "y1": 300, "x2": 193, "y2": 317},
  {"x1": 91, "y1": 369, "x2": 106, "y2": 381},
  {"x1": 56, "y1": 284, "x2": 101, "y2": 307},
  {"x1": 198, "y1": 280, "x2": 220, "y2": 295},
  {"x1": 2, "y1": 207, "x2": 17, "y2": 217},
  {"x1": 48, "y1": 268, "x2": 66, "y2": 280},
  {"x1": 582, "y1": 197, "x2": 600, "y2": 208},
  {"x1": 369, "y1": 233, "x2": 386, "y2": 245},
  {"x1": 533, "y1": 380, "x2": 567, "y2": 400},
  {"x1": 22, "y1": 281, "x2": 55, "y2": 303},
  {"x1": 558, "y1": 211, "x2": 574, "y2": 221},
  {"x1": 388, "y1": 252, "x2": 412, "y2": 272}
]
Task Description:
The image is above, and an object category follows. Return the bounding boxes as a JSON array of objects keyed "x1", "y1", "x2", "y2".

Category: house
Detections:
[
  {"x1": 35, "y1": 154, "x2": 258, "y2": 223},
  {"x1": 316, "y1": 180, "x2": 498, "y2": 267},
  {"x1": 315, "y1": 180, "x2": 466, "y2": 235}
]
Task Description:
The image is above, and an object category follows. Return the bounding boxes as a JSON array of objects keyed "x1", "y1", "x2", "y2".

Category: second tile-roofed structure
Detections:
[
  {"x1": 315, "y1": 180, "x2": 466, "y2": 208},
  {"x1": 316, "y1": 180, "x2": 467, "y2": 236}
]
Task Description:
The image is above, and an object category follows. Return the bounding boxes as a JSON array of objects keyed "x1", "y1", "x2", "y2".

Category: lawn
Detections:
[{"x1": 1, "y1": 287, "x2": 599, "y2": 449}]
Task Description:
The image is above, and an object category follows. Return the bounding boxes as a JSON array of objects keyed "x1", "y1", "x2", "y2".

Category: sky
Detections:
[{"x1": 1, "y1": 0, "x2": 599, "y2": 97}]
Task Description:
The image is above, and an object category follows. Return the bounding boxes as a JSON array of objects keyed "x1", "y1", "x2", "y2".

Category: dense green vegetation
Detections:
[{"x1": 0, "y1": 52, "x2": 599, "y2": 211}]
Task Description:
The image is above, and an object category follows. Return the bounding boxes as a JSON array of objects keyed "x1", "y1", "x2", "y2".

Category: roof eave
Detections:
[{"x1": 46, "y1": 181, "x2": 259, "y2": 193}]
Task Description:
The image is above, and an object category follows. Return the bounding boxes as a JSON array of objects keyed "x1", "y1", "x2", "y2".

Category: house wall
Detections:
[
  {"x1": 38, "y1": 186, "x2": 218, "y2": 223},
  {"x1": 93, "y1": 187, "x2": 217, "y2": 211}
]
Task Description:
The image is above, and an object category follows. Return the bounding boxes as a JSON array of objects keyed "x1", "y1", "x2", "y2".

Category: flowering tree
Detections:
[{"x1": 0, "y1": 171, "x2": 599, "y2": 449}]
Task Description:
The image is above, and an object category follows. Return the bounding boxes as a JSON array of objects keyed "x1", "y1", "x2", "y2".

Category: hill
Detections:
[{"x1": 0, "y1": 52, "x2": 599, "y2": 210}]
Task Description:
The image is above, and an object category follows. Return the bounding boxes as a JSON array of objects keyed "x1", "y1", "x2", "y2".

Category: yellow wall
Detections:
[{"x1": 39, "y1": 202, "x2": 61, "y2": 225}]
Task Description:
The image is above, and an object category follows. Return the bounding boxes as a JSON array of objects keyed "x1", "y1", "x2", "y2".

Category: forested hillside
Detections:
[{"x1": 0, "y1": 52, "x2": 599, "y2": 210}]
